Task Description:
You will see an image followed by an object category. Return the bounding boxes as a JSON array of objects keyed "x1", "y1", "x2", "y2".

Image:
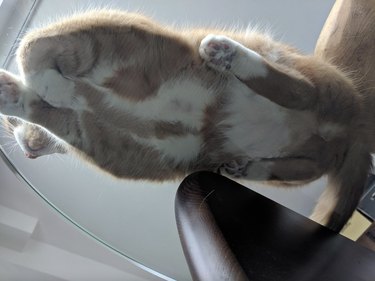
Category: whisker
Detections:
[
  {"x1": 0, "y1": 135, "x2": 16, "y2": 141},
  {"x1": 0, "y1": 139, "x2": 18, "y2": 149},
  {"x1": 5, "y1": 143, "x2": 20, "y2": 156},
  {"x1": 55, "y1": 153, "x2": 65, "y2": 162}
]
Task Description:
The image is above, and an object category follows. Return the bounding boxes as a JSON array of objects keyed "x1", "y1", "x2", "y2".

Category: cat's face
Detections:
[{"x1": 2, "y1": 117, "x2": 67, "y2": 159}]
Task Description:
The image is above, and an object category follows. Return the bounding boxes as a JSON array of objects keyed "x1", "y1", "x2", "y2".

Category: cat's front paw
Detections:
[
  {"x1": 199, "y1": 34, "x2": 237, "y2": 71},
  {"x1": 0, "y1": 70, "x2": 22, "y2": 115}
]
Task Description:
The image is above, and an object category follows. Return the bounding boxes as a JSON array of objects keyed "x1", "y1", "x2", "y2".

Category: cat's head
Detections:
[{"x1": 2, "y1": 117, "x2": 67, "y2": 159}]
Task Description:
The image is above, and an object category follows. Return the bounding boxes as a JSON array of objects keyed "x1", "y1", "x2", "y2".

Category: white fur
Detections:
[
  {"x1": 104, "y1": 77, "x2": 215, "y2": 129},
  {"x1": 222, "y1": 79, "x2": 291, "y2": 158},
  {"x1": 100, "y1": 77, "x2": 213, "y2": 164},
  {"x1": 87, "y1": 59, "x2": 138, "y2": 85},
  {"x1": 26, "y1": 69, "x2": 85, "y2": 109},
  {"x1": 230, "y1": 41, "x2": 268, "y2": 79},
  {"x1": 89, "y1": 62, "x2": 118, "y2": 85},
  {"x1": 13, "y1": 126, "x2": 27, "y2": 152},
  {"x1": 134, "y1": 134, "x2": 202, "y2": 164}
]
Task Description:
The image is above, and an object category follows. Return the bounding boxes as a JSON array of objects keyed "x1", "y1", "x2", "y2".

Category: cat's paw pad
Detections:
[
  {"x1": 199, "y1": 34, "x2": 237, "y2": 71},
  {"x1": 219, "y1": 158, "x2": 249, "y2": 178},
  {"x1": 0, "y1": 70, "x2": 21, "y2": 109}
]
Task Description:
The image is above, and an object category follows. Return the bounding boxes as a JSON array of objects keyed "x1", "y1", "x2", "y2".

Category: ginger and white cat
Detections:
[{"x1": 0, "y1": 10, "x2": 371, "y2": 231}]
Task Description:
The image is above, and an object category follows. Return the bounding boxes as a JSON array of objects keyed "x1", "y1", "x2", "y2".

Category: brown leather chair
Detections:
[{"x1": 175, "y1": 172, "x2": 375, "y2": 281}]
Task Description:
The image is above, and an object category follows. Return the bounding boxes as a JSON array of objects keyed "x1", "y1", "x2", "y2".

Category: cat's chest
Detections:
[
  {"x1": 101, "y1": 77, "x2": 217, "y2": 164},
  {"x1": 103, "y1": 77, "x2": 216, "y2": 129}
]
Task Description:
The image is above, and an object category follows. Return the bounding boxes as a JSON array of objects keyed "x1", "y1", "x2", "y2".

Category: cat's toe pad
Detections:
[{"x1": 199, "y1": 35, "x2": 237, "y2": 71}]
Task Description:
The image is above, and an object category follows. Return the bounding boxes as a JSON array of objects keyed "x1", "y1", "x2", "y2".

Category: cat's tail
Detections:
[{"x1": 310, "y1": 141, "x2": 372, "y2": 232}]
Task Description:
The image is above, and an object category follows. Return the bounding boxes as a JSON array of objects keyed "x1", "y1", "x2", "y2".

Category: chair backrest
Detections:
[{"x1": 175, "y1": 172, "x2": 375, "y2": 281}]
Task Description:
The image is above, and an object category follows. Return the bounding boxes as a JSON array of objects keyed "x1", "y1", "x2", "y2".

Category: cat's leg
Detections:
[
  {"x1": 199, "y1": 34, "x2": 317, "y2": 110},
  {"x1": 220, "y1": 147, "x2": 371, "y2": 232},
  {"x1": 220, "y1": 157, "x2": 324, "y2": 183},
  {"x1": 17, "y1": 34, "x2": 97, "y2": 110},
  {"x1": 0, "y1": 69, "x2": 79, "y2": 143}
]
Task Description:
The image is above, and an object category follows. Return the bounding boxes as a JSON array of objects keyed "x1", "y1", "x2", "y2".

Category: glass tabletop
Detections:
[{"x1": 0, "y1": 1, "x2": 335, "y2": 280}]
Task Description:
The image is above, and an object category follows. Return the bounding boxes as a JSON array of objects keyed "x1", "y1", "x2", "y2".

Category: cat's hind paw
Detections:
[
  {"x1": 219, "y1": 158, "x2": 249, "y2": 178},
  {"x1": 199, "y1": 34, "x2": 268, "y2": 79},
  {"x1": 199, "y1": 34, "x2": 237, "y2": 71}
]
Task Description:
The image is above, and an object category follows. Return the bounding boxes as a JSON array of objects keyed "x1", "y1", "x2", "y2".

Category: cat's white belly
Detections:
[
  {"x1": 103, "y1": 77, "x2": 215, "y2": 130},
  {"x1": 101, "y1": 75, "x2": 302, "y2": 162},
  {"x1": 135, "y1": 77, "x2": 304, "y2": 162},
  {"x1": 102, "y1": 77, "x2": 215, "y2": 163},
  {"x1": 132, "y1": 134, "x2": 203, "y2": 165},
  {"x1": 222, "y1": 79, "x2": 294, "y2": 158}
]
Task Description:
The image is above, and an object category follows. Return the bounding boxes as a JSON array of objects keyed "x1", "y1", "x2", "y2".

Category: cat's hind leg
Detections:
[
  {"x1": 220, "y1": 157, "x2": 324, "y2": 183},
  {"x1": 219, "y1": 149, "x2": 371, "y2": 232},
  {"x1": 199, "y1": 34, "x2": 317, "y2": 110}
]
